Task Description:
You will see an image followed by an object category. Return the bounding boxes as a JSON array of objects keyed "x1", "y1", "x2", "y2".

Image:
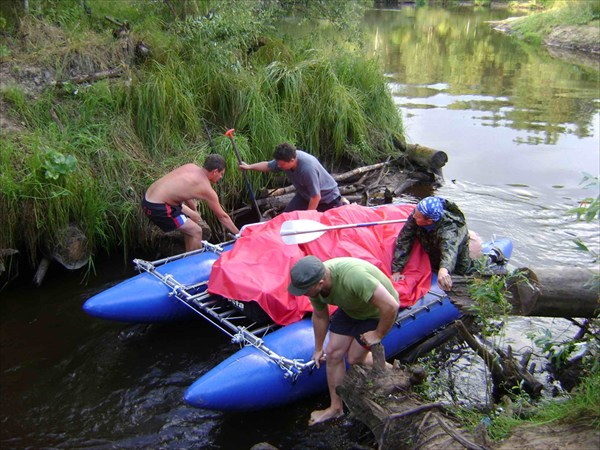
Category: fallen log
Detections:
[
  {"x1": 337, "y1": 360, "x2": 487, "y2": 450},
  {"x1": 393, "y1": 134, "x2": 448, "y2": 173},
  {"x1": 448, "y1": 266, "x2": 599, "y2": 318},
  {"x1": 399, "y1": 317, "x2": 475, "y2": 364},
  {"x1": 405, "y1": 144, "x2": 448, "y2": 171},
  {"x1": 334, "y1": 161, "x2": 389, "y2": 182},
  {"x1": 507, "y1": 267, "x2": 599, "y2": 317}
]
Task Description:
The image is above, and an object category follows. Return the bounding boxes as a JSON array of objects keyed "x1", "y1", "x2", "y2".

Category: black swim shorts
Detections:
[
  {"x1": 329, "y1": 308, "x2": 379, "y2": 348},
  {"x1": 142, "y1": 197, "x2": 188, "y2": 232}
]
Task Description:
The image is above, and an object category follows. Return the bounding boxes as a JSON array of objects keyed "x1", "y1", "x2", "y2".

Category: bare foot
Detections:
[{"x1": 308, "y1": 407, "x2": 344, "y2": 426}]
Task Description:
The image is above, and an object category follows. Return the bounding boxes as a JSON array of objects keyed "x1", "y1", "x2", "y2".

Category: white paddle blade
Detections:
[
  {"x1": 279, "y1": 217, "x2": 409, "y2": 245},
  {"x1": 281, "y1": 230, "x2": 326, "y2": 245},
  {"x1": 280, "y1": 219, "x2": 324, "y2": 235},
  {"x1": 280, "y1": 219, "x2": 327, "y2": 245}
]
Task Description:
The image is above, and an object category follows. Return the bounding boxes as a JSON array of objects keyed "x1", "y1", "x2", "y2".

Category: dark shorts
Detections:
[
  {"x1": 284, "y1": 194, "x2": 344, "y2": 213},
  {"x1": 329, "y1": 308, "x2": 379, "y2": 347},
  {"x1": 142, "y1": 197, "x2": 188, "y2": 232}
]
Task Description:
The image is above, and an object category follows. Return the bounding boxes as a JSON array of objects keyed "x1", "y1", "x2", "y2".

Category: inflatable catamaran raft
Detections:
[{"x1": 83, "y1": 203, "x2": 512, "y2": 412}]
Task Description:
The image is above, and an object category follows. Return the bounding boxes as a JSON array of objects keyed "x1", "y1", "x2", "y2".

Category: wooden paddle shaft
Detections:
[{"x1": 225, "y1": 129, "x2": 263, "y2": 220}]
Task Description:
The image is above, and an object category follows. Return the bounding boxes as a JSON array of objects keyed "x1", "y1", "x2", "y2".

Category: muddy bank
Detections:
[{"x1": 495, "y1": 422, "x2": 599, "y2": 449}]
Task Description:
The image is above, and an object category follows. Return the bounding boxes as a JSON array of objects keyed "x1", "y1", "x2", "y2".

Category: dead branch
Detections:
[
  {"x1": 372, "y1": 343, "x2": 386, "y2": 373},
  {"x1": 334, "y1": 162, "x2": 389, "y2": 182},
  {"x1": 56, "y1": 68, "x2": 124, "y2": 86},
  {"x1": 49, "y1": 106, "x2": 64, "y2": 133},
  {"x1": 456, "y1": 320, "x2": 543, "y2": 399}
]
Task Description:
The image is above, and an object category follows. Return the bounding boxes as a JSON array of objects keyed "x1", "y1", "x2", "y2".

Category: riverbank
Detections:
[
  {"x1": 490, "y1": 0, "x2": 600, "y2": 57},
  {"x1": 0, "y1": 1, "x2": 407, "y2": 274},
  {"x1": 493, "y1": 18, "x2": 600, "y2": 55}
]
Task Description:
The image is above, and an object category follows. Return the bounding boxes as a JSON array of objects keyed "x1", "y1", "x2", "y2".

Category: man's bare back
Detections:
[
  {"x1": 145, "y1": 164, "x2": 214, "y2": 206},
  {"x1": 142, "y1": 157, "x2": 239, "y2": 251}
]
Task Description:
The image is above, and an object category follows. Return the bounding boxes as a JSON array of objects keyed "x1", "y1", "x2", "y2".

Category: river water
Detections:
[{"x1": 1, "y1": 6, "x2": 598, "y2": 449}]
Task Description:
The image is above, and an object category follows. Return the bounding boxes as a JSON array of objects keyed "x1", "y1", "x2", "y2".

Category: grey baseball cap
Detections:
[{"x1": 288, "y1": 256, "x2": 326, "y2": 296}]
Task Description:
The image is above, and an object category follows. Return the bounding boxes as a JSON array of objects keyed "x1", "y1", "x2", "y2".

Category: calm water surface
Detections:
[
  {"x1": 363, "y1": 6, "x2": 599, "y2": 267},
  {"x1": 1, "y1": 6, "x2": 599, "y2": 449}
]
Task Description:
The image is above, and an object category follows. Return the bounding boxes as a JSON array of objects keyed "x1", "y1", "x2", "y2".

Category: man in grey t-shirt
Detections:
[{"x1": 239, "y1": 143, "x2": 343, "y2": 212}]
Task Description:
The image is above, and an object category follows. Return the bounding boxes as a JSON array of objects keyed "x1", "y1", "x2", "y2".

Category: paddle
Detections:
[
  {"x1": 225, "y1": 128, "x2": 264, "y2": 221},
  {"x1": 280, "y1": 218, "x2": 408, "y2": 245}
]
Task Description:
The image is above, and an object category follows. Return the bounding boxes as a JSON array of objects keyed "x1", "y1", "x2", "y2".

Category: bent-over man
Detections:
[
  {"x1": 392, "y1": 196, "x2": 488, "y2": 291},
  {"x1": 142, "y1": 154, "x2": 239, "y2": 251},
  {"x1": 239, "y1": 142, "x2": 343, "y2": 212},
  {"x1": 288, "y1": 256, "x2": 400, "y2": 426}
]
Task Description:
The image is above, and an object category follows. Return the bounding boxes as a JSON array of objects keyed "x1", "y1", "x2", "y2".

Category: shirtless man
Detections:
[
  {"x1": 288, "y1": 256, "x2": 399, "y2": 426},
  {"x1": 142, "y1": 154, "x2": 239, "y2": 251}
]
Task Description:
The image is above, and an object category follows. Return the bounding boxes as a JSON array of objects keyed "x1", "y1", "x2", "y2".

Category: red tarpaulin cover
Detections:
[{"x1": 208, "y1": 203, "x2": 432, "y2": 325}]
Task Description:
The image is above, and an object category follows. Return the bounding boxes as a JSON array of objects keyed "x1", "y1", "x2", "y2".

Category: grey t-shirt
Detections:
[{"x1": 267, "y1": 150, "x2": 340, "y2": 203}]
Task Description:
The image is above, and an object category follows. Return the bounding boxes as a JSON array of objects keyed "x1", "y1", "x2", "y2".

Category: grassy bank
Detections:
[
  {"x1": 0, "y1": 0, "x2": 403, "y2": 265},
  {"x1": 500, "y1": 0, "x2": 600, "y2": 47}
]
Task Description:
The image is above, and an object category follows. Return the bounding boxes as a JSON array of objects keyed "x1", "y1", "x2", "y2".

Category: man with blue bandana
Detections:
[{"x1": 392, "y1": 196, "x2": 473, "y2": 291}]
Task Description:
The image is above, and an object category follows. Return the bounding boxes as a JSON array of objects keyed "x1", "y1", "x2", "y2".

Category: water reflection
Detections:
[
  {"x1": 375, "y1": 5, "x2": 598, "y2": 413},
  {"x1": 363, "y1": 7, "x2": 599, "y2": 190}
]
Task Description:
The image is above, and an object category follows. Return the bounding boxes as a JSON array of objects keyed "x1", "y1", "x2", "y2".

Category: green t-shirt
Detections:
[{"x1": 310, "y1": 257, "x2": 399, "y2": 320}]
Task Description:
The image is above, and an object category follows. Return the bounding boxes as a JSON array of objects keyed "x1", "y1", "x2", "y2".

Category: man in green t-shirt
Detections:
[{"x1": 288, "y1": 256, "x2": 400, "y2": 426}]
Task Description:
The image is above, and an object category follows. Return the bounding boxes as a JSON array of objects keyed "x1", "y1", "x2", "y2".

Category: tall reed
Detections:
[{"x1": 1, "y1": 0, "x2": 405, "y2": 263}]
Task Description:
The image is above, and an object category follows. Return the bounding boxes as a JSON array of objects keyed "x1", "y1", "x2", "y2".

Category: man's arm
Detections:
[
  {"x1": 239, "y1": 161, "x2": 270, "y2": 172},
  {"x1": 311, "y1": 307, "x2": 330, "y2": 369},
  {"x1": 203, "y1": 189, "x2": 240, "y2": 235},
  {"x1": 438, "y1": 226, "x2": 462, "y2": 274},
  {"x1": 181, "y1": 203, "x2": 201, "y2": 223},
  {"x1": 307, "y1": 193, "x2": 321, "y2": 210},
  {"x1": 437, "y1": 226, "x2": 463, "y2": 290},
  {"x1": 360, "y1": 284, "x2": 399, "y2": 346},
  {"x1": 391, "y1": 216, "x2": 417, "y2": 274}
]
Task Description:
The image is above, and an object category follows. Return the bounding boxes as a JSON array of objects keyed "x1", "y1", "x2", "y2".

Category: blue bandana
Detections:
[{"x1": 417, "y1": 196, "x2": 444, "y2": 222}]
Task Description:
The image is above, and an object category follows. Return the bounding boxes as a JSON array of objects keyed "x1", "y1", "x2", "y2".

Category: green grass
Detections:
[
  {"x1": 507, "y1": 0, "x2": 600, "y2": 44},
  {"x1": 485, "y1": 365, "x2": 600, "y2": 439},
  {"x1": 0, "y1": 0, "x2": 405, "y2": 263}
]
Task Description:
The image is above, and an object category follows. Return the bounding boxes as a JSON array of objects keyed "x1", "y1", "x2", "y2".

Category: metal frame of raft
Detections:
[
  {"x1": 133, "y1": 242, "x2": 313, "y2": 380},
  {"x1": 132, "y1": 241, "x2": 451, "y2": 381}
]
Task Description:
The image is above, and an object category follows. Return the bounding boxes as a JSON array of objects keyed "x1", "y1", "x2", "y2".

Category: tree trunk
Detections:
[
  {"x1": 507, "y1": 267, "x2": 599, "y2": 317},
  {"x1": 405, "y1": 144, "x2": 448, "y2": 171},
  {"x1": 449, "y1": 266, "x2": 599, "y2": 319},
  {"x1": 337, "y1": 362, "x2": 487, "y2": 450}
]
